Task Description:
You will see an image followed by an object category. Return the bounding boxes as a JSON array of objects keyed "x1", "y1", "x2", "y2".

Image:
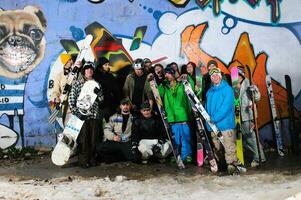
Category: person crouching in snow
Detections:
[
  {"x1": 131, "y1": 101, "x2": 172, "y2": 164},
  {"x1": 96, "y1": 98, "x2": 136, "y2": 163},
  {"x1": 205, "y1": 67, "x2": 246, "y2": 174}
]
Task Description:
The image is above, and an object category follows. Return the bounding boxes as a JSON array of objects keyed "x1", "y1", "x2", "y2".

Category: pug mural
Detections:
[{"x1": 0, "y1": 6, "x2": 47, "y2": 148}]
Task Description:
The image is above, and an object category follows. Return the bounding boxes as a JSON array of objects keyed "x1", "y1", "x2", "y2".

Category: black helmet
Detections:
[{"x1": 81, "y1": 61, "x2": 95, "y2": 74}]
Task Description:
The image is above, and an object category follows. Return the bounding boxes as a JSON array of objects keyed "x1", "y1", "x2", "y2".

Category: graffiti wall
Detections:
[{"x1": 0, "y1": 0, "x2": 300, "y2": 149}]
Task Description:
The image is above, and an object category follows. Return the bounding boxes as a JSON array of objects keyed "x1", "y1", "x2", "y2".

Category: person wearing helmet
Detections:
[
  {"x1": 68, "y1": 61, "x2": 104, "y2": 168},
  {"x1": 206, "y1": 67, "x2": 246, "y2": 174},
  {"x1": 123, "y1": 58, "x2": 153, "y2": 117}
]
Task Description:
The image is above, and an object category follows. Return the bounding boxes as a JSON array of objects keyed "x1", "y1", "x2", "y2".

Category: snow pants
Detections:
[
  {"x1": 211, "y1": 129, "x2": 237, "y2": 165},
  {"x1": 77, "y1": 119, "x2": 102, "y2": 166},
  {"x1": 96, "y1": 140, "x2": 133, "y2": 163},
  {"x1": 138, "y1": 139, "x2": 172, "y2": 160},
  {"x1": 241, "y1": 120, "x2": 266, "y2": 162},
  {"x1": 171, "y1": 123, "x2": 192, "y2": 160}
]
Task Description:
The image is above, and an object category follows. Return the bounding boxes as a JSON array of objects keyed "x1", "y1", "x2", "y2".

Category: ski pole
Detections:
[{"x1": 246, "y1": 65, "x2": 262, "y2": 164}]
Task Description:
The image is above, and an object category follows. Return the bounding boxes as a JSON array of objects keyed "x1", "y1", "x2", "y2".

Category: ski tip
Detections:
[
  {"x1": 278, "y1": 150, "x2": 285, "y2": 157},
  {"x1": 176, "y1": 156, "x2": 185, "y2": 169}
]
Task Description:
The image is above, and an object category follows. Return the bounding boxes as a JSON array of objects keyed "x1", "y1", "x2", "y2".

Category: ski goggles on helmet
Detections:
[{"x1": 209, "y1": 67, "x2": 221, "y2": 76}]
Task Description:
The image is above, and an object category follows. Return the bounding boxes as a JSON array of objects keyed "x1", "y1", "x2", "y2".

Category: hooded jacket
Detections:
[
  {"x1": 158, "y1": 76, "x2": 194, "y2": 123},
  {"x1": 205, "y1": 79, "x2": 235, "y2": 132}
]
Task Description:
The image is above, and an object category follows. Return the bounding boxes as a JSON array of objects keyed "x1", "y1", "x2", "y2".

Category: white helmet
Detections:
[{"x1": 132, "y1": 58, "x2": 144, "y2": 70}]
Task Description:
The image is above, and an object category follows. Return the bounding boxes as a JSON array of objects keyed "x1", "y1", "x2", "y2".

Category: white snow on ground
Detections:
[{"x1": 1, "y1": 173, "x2": 301, "y2": 200}]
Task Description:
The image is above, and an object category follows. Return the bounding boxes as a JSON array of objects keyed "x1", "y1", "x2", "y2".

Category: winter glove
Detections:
[
  {"x1": 63, "y1": 84, "x2": 71, "y2": 94},
  {"x1": 94, "y1": 87, "x2": 101, "y2": 95},
  {"x1": 77, "y1": 114, "x2": 88, "y2": 121},
  {"x1": 152, "y1": 143, "x2": 162, "y2": 156},
  {"x1": 248, "y1": 85, "x2": 257, "y2": 92},
  {"x1": 180, "y1": 74, "x2": 188, "y2": 81},
  {"x1": 131, "y1": 144, "x2": 141, "y2": 163},
  {"x1": 147, "y1": 73, "x2": 154, "y2": 81}
]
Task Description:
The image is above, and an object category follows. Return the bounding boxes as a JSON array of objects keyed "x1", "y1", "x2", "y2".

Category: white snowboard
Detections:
[
  {"x1": 51, "y1": 80, "x2": 99, "y2": 166},
  {"x1": 0, "y1": 124, "x2": 18, "y2": 149}
]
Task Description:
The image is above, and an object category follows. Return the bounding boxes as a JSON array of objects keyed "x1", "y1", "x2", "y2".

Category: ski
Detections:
[
  {"x1": 266, "y1": 75, "x2": 284, "y2": 156},
  {"x1": 230, "y1": 66, "x2": 244, "y2": 165},
  {"x1": 285, "y1": 75, "x2": 298, "y2": 153},
  {"x1": 246, "y1": 65, "x2": 262, "y2": 163},
  {"x1": 148, "y1": 76, "x2": 185, "y2": 169},
  {"x1": 182, "y1": 79, "x2": 218, "y2": 172},
  {"x1": 182, "y1": 79, "x2": 247, "y2": 173},
  {"x1": 48, "y1": 34, "x2": 93, "y2": 125},
  {"x1": 182, "y1": 79, "x2": 224, "y2": 145}
]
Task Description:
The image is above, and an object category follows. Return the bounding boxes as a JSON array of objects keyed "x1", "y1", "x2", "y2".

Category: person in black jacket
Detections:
[
  {"x1": 94, "y1": 57, "x2": 121, "y2": 121},
  {"x1": 131, "y1": 101, "x2": 172, "y2": 164}
]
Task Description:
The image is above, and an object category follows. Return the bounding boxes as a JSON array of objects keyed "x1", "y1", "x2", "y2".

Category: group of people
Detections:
[{"x1": 49, "y1": 55, "x2": 265, "y2": 174}]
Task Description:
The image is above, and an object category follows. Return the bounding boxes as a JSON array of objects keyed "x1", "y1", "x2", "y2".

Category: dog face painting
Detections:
[{"x1": 0, "y1": 6, "x2": 47, "y2": 79}]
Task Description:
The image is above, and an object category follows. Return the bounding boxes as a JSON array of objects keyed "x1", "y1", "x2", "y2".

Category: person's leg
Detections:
[
  {"x1": 222, "y1": 129, "x2": 237, "y2": 165},
  {"x1": 180, "y1": 124, "x2": 192, "y2": 161},
  {"x1": 242, "y1": 120, "x2": 266, "y2": 164},
  {"x1": 210, "y1": 131, "x2": 222, "y2": 162},
  {"x1": 171, "y1": 124, "x2": 181, "y2": 150},
  {"x1": 159, "y1": 141, "x2": 172, "y2": 158},
  {"x1": 96, "y1": 141, "x2": 121, "y2": 163},
  {"x1": 138, "y1": 139, "x2": 158, "y2": 159},
  {"x1": 77, "y1": 121, "x2": 89, "y2": 166},
  {"x1": 120, "y1": 141, "x2": 137, "y2": 161},
  {"x1": 89, "y1": 119, "x2": 102, "y2": 165}
]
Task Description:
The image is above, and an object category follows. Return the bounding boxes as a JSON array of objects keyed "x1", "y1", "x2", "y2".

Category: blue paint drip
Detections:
[
  {"x1": 148, "y1": 8, "x2": 153, "y2": 13},
  {"x1": 69, "y1": 26, "x2": 85, "y2": 41}
]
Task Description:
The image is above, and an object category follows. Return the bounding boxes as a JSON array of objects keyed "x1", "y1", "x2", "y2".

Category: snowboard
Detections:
[
  {"x1": 182, "y1": 79, "x2": 224, "y2": 144},
  {"x1": 266, "y1": 75, "x2": 284, "y2": 156},
  {"x1": 230, "y1": 66, "x2": 244, "y2": 165},
  {"x1": 246, "y1": 65, "x2": 262, "y2": 163},
  {"x1": 148, "y1": 76, "x2": 185, "y2": 169},
  {"x1": 51, "y1": 80, "x2": 99, "y2": 166},
  {"x1": 182, "y1": 79, "x2": 218, "y2": 173},
  {"x1": 48, "y1": 34, "x2": 93, "y2": 126},
  {"x1": 0, "y1": 124, "x2": 18, "y2": 149}
]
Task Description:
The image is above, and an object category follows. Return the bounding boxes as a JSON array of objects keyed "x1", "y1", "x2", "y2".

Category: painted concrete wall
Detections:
[{"x1": 0, "y1": 0, "x2": 300, "y2": 149}]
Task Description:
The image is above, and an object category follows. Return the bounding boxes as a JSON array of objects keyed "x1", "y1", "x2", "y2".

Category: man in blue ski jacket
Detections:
[{"x1": 206, "y1": 67, "x2": 246, "y2": 174}]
